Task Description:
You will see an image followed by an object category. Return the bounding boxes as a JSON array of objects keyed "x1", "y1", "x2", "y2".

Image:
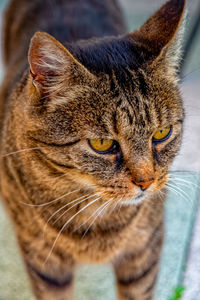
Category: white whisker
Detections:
[
  {"x1": 44, "y1": 196, "x2": 101, "y2": 265},
  {"x1": 21, "y1": 188, "x2": 81, "y2": 207},
  {"x1": 51, "y1": 194, "x2": 97, "y2": 226},
  {"x1": 169, "y1": 174, "x2": 200, "y2": 189},
  {"x1": 41, "y1": 172, "x2": 69, "y2": 183},
  {"x1": 166, "y1": 183, "x2": 193, "y2": 207},
  {"x1": 82, "y1": 199, "x2": 112, "y2": 239},
  {"x1": 117, "y1": 198, "x2": 122, "y2": 214},
  {"x1": 108, "y1": 198, "x2": 119, "y2": 216},
  {"x1": 118, "y1": 197, "x2": 124, "y2": 214},
  {"x1": 76, "y1": 200, "x2": 110, "y2": 232},
  {"x1": 2, "y1": 147, "x2": 42, "y2": 157},
  {"x1": 167, "y1": 182, "x2": 192, "y2": 201},
  {"x1": 43, "y1": 193, "x2": 94, "y2": 233}
]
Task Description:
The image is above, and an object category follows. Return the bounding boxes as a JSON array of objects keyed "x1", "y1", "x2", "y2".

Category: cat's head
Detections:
[{"x1": 26, "y1": 0, "x2": 185, "y2": 205}]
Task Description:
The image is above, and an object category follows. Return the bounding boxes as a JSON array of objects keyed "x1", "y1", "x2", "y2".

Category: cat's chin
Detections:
[{"x1": 122, "y1": 193, "x2": 147, "y2": 206}]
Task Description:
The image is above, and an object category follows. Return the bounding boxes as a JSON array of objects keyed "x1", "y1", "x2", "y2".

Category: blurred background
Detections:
[{"x1": 0, "y1": 0, "x2": 200, "y2": 300}]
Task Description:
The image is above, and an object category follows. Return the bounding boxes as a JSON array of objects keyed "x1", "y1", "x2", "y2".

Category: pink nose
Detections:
[{"x1": 135, "y1": 180, "x2": 154, "y2": 191}]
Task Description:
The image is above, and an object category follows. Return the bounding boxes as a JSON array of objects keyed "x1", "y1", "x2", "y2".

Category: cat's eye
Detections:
[
  {"x1": 88, "y1": 139, "x2": 116, "y2": 154},
  {"x1": 153, "y1": 126, "x2": 172, "y2": 143}
]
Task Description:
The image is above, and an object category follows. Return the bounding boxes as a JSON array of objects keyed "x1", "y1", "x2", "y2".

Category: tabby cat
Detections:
[{"x1": 0, "y1": 0, "x2": 186, "y2": 299}]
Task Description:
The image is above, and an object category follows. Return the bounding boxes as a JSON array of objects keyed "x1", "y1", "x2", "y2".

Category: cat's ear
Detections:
[
  {"x1": 129, "y1": 0, "x2": 186, "y2": 66},
  {"x1": 28, "y1": 32, "x2": 95, "y2": 89}
]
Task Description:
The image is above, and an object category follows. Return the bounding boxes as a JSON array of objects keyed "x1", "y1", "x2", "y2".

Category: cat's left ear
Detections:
[{"x1": 128, "y1": 0, "x2": 186, "y2": 70}]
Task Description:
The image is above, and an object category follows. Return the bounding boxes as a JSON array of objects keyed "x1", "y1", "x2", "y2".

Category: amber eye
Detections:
[
  {"x1": 88, "y1": 139, "x2": 115, "y2": 154},
  {"x1": 153, "y1": 126, "x2": 172, "y2": 143}
]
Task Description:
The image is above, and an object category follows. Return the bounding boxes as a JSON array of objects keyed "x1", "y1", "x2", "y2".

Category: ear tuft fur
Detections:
[
  {"x1": 28, "y1": 32, "x2": 97, "y2": 107},
  {"x1": 28, "y1": 32, "x2": 75, "y2": 83},
  {"x1": 128, "y1": 0, "x2": 185, "y2": 61}
]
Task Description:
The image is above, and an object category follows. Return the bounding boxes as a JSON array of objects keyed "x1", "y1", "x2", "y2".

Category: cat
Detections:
[{"x1": 0, "y1": 0, "x2": 186, "y2": 299}]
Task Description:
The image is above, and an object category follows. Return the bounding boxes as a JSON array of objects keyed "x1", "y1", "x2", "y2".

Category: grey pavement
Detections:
[
  {"x1": 182, "y1": 193, "x2": 200, "y2": 300},
  {"x1": 172, "y1": 73, "x2": 200, "y2": 172}
]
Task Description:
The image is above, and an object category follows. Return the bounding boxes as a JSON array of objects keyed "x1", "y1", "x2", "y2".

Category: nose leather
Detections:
[{"x1": 135, "y1": 180, "x2": 154, "y2": 191}]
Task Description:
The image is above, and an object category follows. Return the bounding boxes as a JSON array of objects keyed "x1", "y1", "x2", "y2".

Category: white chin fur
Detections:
[{"x1": 122, "y1": 194, "x2": 147, "y2": 206}]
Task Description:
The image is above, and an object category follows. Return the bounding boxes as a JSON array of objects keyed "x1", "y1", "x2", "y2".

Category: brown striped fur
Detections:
[{"x1": 0, "y1": 0, "x2": 185, "y2": 299}]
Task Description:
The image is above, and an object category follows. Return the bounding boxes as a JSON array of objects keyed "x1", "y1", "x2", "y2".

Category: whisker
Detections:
[
  {"x1": 167, "y1": 181, "x2": 194, "y2": 201},
  {"x1": 169, "y1": 180, "x2": 196, "y2": 192},
  {"x1": 40, "y1": 173, "x2": 69, "y2": 183},
  {"x1": 44, "y1": 196, "x2": 101, "y2": 265},
  {"x1": 43, "y1": 193, "x2": 94, "y2": 233},
  {"x1": 108, "y1": 198, "x2": 119, "y2": 216},
  {"x1": 82, "y1": 200, "x2": 112, "y2": 239},
  {"x1": 76, "y1": 200, "x2": 110, "y2": 232},
  {"x1": 169, "y1": 174, "x2": 200, "y2": 189},
  {"x1": 117, "y1": 198, "x2": 123, "y2": 214},
  {"x1": 166, "y1": 183, "x2": 193, "y2": 207},
  {"x1": 2, "y1": 147, "x2": 43, "y2": 157},
  {"x1": 51, "y1": 194, "x2": 97, "y2": 226},
  {"x1": 100, "y1": 199, "x2": 114, "y2": 219},
  {"x1": 156, "y1": 190, "x2": 166, "y2": 204},
  {"x1": 21, "y1": 188, "x2": 81, "y2": 207}
]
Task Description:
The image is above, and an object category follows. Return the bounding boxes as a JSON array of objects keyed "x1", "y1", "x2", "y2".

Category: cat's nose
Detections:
[{"x1": 135, "y1": 180, "x2": 154, "y2": 191}]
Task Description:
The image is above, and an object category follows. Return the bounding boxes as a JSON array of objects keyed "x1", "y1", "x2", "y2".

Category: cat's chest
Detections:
[{"x1": 42, "y1": 212, "x2": 150, "y2": 264}]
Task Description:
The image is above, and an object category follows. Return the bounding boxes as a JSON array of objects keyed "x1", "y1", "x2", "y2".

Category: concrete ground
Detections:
[{"x1": 0, "y1": 1, "x2": 200, "y2": 300}]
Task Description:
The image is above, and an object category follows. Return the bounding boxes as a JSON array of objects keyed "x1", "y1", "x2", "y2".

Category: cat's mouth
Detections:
[{"x1": 86, "y1": 175, "x2": 168, "y2": 208}]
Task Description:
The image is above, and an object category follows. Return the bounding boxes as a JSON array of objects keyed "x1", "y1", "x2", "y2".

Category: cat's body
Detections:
[{"x1": 0, "y1": 0, "x2": 185, "y2": 299}]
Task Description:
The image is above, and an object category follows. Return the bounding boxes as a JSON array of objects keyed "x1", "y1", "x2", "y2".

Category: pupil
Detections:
[{"x1": 101, "y1": 139, "x2": 103, "y2": 145}]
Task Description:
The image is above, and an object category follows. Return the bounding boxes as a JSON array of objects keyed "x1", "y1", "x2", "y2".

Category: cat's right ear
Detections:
[
  {"x1": 128, "y1": 0, "x2": 186, "y2": 67},
  {"x1": 28, "y1": 32, "x2": 95, "y2": 90}
]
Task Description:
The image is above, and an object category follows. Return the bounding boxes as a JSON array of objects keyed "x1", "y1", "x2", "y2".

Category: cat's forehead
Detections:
[
  {"x1": 58, "y1": 38, "x2": 183, "y2": 138},
  {"x1": 68, "y1": 36, "x2": 151, "y2": 84},
  {"x1": 61, "y1": 63, "x2": 182, "y2": 138},
  {"x1": 66, "y1": 79, "x2": 180, "y2": 141},
  {"x1": 99, "y1": 74, "x2": 180, "y2": 127}
]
